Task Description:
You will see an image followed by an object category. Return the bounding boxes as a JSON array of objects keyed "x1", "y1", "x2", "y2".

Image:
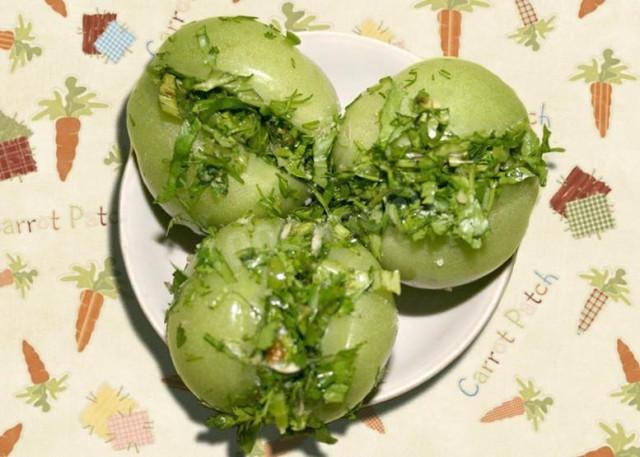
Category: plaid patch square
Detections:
[
  {"x1": 516, "y1": 0, "x2": 538, "y2": 26},
  {"x1": 0, "y1": 137, "x2": 37, "y2": 181},
  {"x1": 82, "y1": 13, "x2": 118, "y2": 55},
  {"x1": 577, "y1": 288, "x2": 608, "y2": 334},
  {"x1": 107, "y1": 410, "x2": 153, "y2": 451},
  {"x1": 80, "y1": 385, "x2": 137, "y2": 439},
  {"x1": 94, "y1": 21, "x2": 136, "y2": 63},
  {"x1": 550, "y1": 166, "x2": 611, "y2": 217},
  {"x1": 565, "y1": 194, "x2": 615, "y2": 238}
]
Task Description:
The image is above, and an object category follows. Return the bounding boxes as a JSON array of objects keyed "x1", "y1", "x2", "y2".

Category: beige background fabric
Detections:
[{"x1": 1, "y1": 1, "x2": 639, "y2": 455}]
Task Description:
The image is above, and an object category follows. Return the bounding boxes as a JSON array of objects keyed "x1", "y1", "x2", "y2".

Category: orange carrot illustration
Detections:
[
  {"x1": 612, "y1": 339, "x2": 640, "y2": 411},
  {"x1": 45, "y1": 0, "x2": 67, "y2": 18},
  {"x1": 480, "y1": 396, "x2": 524, "y2": 423},
  {"x1": 0, "y1": 269, "x2": 12, "y2": 287},
  {"x1": 356, "y1": 406, "x2": 385, "y2": 434},
  {"x1": 577, "y1": 268, "x2": 630, "y2": 334},
  {"x1": 77, "y1": 290, "x2": 104, "y2": 351},
  {"x1": 415, "y1": 0, "x2": 489, "y2": 57},
  {"x1": 0, "y1": 31, "x2": 14, "y2": 50},
  {"x1": 579, "y1": 0, "x2": 606, "y2": 18},
  {"x1": 55, "y1": 117, "x2": 81, "y2": 179},
  {"x1": 23, "y1": 340, "x2": 49, "y2": 384},
  {"x1": 590, "y1": 81, "x2": 612, "y2": 137},
  {"x1": 61, "y1": 257, "x2": 117, "y2": 352},
  {"x1": 0, "y1": 254, "x2": 37, "y2": 298},
  {"x1": 0, "y1": 16, "x2": 42, "y2": 72},
  {"x1": 581, "y1": 422, "x2": 640, "y2": 457},
  {"x1": 571, "y1": 49, "x2": 636, "y2": 138},
  {"x1": 16, "y1": 340, "x2": 68, "y2": 412},
  {"x1": 617, "y1": 339, "x2": 640, "y2": 384},
  {"x1": 0, "y1": 423, "x2": 22, "y2": 457},
  {"x1": 582, "y1": 446, "x2": 615, "y2": 457},
  {"x1": 33, "y1": 76, "x2": 107, "y2": 181},
  {"x1": 480, "y1": 378, "x2": 553, "y2": 430},
  {"x1": 509, "y1": 0, "x2": 555, "y2": 51},
  {"x1": 438, "y1": 9, "x2": 461, "y2": 57}
]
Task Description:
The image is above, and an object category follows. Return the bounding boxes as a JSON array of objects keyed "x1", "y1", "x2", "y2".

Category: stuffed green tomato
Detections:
[
  {"x1": 166, "y1": 217, "x2": 398, "y2": 451},
  {"x1": 333, "y1": 58, "x2": 559, "y2": 289},
  {"x1": 127, "y1": 17, "x2": 339, "y2": 232}
]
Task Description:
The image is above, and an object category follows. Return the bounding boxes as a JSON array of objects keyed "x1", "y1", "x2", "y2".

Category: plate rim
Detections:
[
  {"x1": 118, "y1": 30, "x2": 513, "y2": 406},
  {"x1": 372, "y1": 261, "x2": 512, "y2": 403},
  {"x1": 119, "y1": 156, "x2": 168, "y2": 339},
  {"x1": 295, "y1": 30, "x2": 420, "y2": 63}
]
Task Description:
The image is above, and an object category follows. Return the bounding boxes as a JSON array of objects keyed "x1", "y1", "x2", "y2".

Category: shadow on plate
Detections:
[
  {"x1": 109, "y1": 99, "x2": 242, "y2": 456},
  {"x1": 327, "y1": 259, "x2": 512, "y2": 441},
  {"x1": 395, "y1": 260, "x2": 511, "y2": 317},
  {"x1": 325, "y1": 312, "x2": 483, "y2": 443},
  {"x1": 143, "y1": 179, "x2": 202, "y2": 253}
]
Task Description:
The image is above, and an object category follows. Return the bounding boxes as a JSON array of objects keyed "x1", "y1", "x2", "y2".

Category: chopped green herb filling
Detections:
[
  {"x1": 153, "y1": 28, "x2": 327, "y2": 210},
  {"x1": 332, "y1": 87, "x2": 560, "y2": 250},
  {"x1": 169, "y1": 219, "x2": 399, "y2": 451}
]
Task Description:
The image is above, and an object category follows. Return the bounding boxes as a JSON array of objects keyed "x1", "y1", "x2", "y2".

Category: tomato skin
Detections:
[
  {"x1": 334, "y1": 58, "x2": 541, "y2": 289},
  {"x1": 316, "y1": 246, "x2": 397, "y2": 422},
  {"x1": 127, "y1": 18, "x2": 340, "y2": 233},
  {"x1": 166, "y1": 219, "x2": 397, "y2": 421},
  {"x1": 380, "y1": 178, "x2": 538, "y2": 289}
]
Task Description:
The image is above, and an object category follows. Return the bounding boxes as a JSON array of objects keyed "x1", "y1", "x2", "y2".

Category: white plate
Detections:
[{"x1": 119, "y1": 32, "x2": 513, "y2": 405}]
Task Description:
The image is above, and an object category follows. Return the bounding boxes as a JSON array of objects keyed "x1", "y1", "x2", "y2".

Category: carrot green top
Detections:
[
  {"x1": 6, "y1": 254, "x2": 38, "y2": 299},
  {"x1": 61, "y1": 257, "x2": 117, "y2": 298},
  {"x1": 571, "y1": 49, "x2": 637, "y2": 84},
  {"x1": 104, "y1": 144, "x2": 123, "y2": 172},
  {"x1": 9, "y1": 15, "x2": 42, "y2": 73},
  {"x1": 33, "y1": 76, "x2": 108, "y2": 121},
  {"x1": 516, "y1": 378, "x2": 553, "y2": 431},
  {"x1": 0, "y1": 111, "x2": 32, "y2": 142},
  {"x1": 508, "y1": 17, "x2": 556, "y2": 52},
  {"x1": 599, "y1": 423, "x2": 640, "y2": 456},
  {"x1": 273, "y1": 2, "x2": 331, "y2": 32},
  {"x1": 580, "y1": 268, "x2": 631, "y2": 305},
  {"x1": 414, "y1": 0, "x2": 489, "y2": 11}
]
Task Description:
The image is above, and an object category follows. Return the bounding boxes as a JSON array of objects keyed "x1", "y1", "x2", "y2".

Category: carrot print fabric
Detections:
[{"x1": 0, "y1": 1, "x2": 639, "y2": 456}]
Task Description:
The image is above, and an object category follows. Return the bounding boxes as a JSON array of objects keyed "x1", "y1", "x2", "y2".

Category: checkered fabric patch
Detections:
[
  {"x1": 82, "y1": 13, "x2": 118, "y2": 55},
  {"x1": 565, "y1": 193, "x2": 615, "y2": 238},
  {"x1": 0, "y1": 136, "x2": 37, "y2": 181},
  {"x1": 107, "y1": 410, "x2": 153, "y2": 451},
  {"x1": 94, "y1": 21, "x2": 135, "y2": 63},
  {"x1": 577, "y1": 288, "x2": 608, "y2": 335},
  {"x1": 549, "y1": 166, "x2": 611, "y2": 217},
  {"x1": 516, "y1": 0, "x2": 538, "y2": 26}
]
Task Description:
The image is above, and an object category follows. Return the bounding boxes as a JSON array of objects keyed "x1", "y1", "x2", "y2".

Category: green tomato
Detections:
[
  {"x1": 334, "y1": 58, "x2": 541, "y2": 289},
  {"x1": 166, "y1": 218, "x2": 397, "y2": 431},
  {"x1": 127, "y1": 17, "x2": 340, "y2": 232}
]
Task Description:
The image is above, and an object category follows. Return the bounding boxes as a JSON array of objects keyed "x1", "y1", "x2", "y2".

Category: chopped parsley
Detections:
[
  {"x1": 169, "y1": 219, "x2": 399, "y2": 452},
  {"x1": 332, "y1": 87, "x2": 561, "y2": 250},
  {"x1": 152, "y1": 27, "x2": 332, "y2": 219}
]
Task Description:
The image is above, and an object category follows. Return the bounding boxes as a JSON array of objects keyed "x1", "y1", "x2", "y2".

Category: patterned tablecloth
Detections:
[{"x1": 1, "y1": 1, "x2": 639, "y2": 456}]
